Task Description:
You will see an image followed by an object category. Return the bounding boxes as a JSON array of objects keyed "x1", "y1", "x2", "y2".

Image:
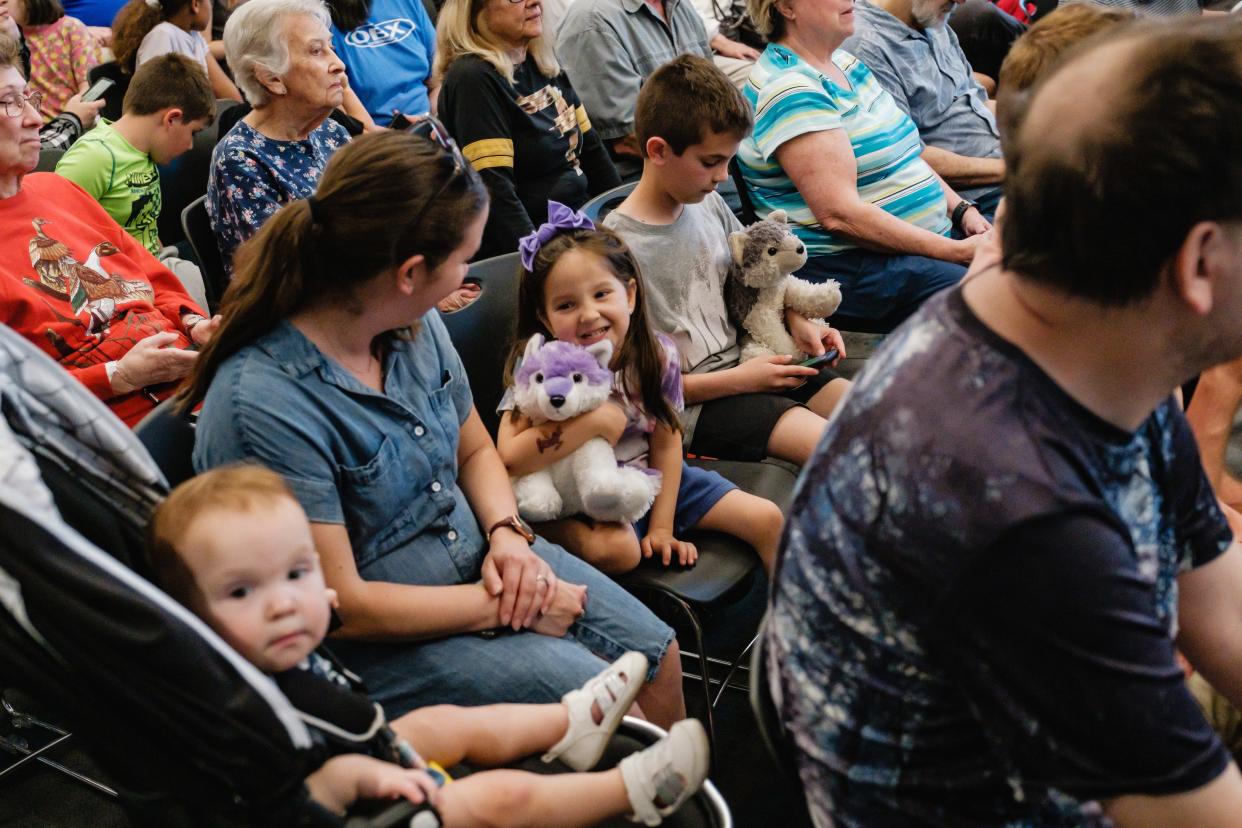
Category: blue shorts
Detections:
[{"x1": 634, "y1": 462, "x2": 737, "y2": 537}]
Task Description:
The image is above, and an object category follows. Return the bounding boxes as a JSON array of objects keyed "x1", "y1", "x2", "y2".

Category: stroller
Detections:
[{"x1": 0, "y1": 325, "x2": 730, "y2": 827}]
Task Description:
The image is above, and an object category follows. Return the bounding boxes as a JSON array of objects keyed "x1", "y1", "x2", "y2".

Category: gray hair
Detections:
[{"x1": 225, "y1": 0, "x2": 332, "y2": 107}]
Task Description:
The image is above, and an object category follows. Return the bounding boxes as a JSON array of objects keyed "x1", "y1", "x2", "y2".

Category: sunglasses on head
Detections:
[{"x1": 391, "y1": 113, "x2": 473, "y2": 250}]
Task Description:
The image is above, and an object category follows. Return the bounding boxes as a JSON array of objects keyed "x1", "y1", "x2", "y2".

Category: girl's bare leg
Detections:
[
  {"x1": 393, "y1": 704, "x2": 567, "y2": 768},
  {"x1": 534, "y1": 517, "x2": 642, "y2": 574},
  {"x1": 635, "y1": 639, "x2": 685, "y2": 729},
  {"x1": 695, "y1": 489, "x2": 784, "y2": 576}
]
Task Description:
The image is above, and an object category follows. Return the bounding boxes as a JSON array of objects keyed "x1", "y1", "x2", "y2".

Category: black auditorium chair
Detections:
[
  {"x1": 182, "y1": 195, "x2": 228, "y2": 312},
  {"x1": 442, "y1": 252, "x2": 793, "y2": 755},
  {"x1": 748, "y1": 618, "x2": 798, "y2": 784},
  {"x1": 33, "y1": 147, "x2": 64, "y2": 172},
  {"x1": 135, "y1": 398, "x2": 198, "y2": 488},
  {"x1": 158, "y1": 99, "x2": 242, "y2": 250},
  {"x1": 580, "y1": 182, "x2": 636, "y2": 225},
  {"x1": 727, "y1": 158, "x2": 758, "y2": 225}
]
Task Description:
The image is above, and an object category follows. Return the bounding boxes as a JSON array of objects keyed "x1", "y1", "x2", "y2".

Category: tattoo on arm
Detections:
[{"x1": 536, "y1": 425, "x2": 564, "y2": 454}]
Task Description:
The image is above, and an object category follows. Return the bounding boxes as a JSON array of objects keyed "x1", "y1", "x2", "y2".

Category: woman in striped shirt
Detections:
[{"x1": 738, "y1": 0, "x2": 991, "y2": 333}]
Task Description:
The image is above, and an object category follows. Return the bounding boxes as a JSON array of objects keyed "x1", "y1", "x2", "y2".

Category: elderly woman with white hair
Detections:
[
  {"x1": 434, "y1": 0, "x2": 619, "y2": 260},
  {"x1": 205, "y1": 0, "x2": 350, "y2": 276}
]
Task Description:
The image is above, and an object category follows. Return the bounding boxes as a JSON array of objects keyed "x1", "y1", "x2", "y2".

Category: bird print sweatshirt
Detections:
[{"x1": 0, "y1": 174, "x2": 203, "y2": 426}]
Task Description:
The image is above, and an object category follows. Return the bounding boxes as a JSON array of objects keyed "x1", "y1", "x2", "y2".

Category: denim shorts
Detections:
[
  {"x1": 329, "y1": 536, "x2": 676, "y2": 719},
  {"x1": 634, "y1": 462, "x2": 737, "y2": 536}
]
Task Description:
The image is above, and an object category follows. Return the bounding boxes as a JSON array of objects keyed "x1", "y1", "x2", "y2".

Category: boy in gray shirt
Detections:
[{"x1": 604, "y1": 56, "x2": 850, "y2": 465}]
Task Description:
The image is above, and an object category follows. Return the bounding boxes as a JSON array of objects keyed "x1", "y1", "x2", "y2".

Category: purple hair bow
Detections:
[{"x1": 518, "y1": 201, "x2": 595, "y2": 271}]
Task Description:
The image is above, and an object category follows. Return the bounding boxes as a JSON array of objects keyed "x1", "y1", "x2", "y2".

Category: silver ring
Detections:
[{"x1": 536, "y1": 574, "x2": 549, "y2": 587}]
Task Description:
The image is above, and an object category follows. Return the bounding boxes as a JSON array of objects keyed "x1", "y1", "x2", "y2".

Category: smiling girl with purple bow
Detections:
[{"x1": 496, "y1": 202, "x2": 784, "y2": 576}]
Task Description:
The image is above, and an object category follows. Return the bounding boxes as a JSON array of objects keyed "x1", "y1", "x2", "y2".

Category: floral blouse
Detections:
[{"x1": 205, "y1": 118, "x2": 350, "y2": 277}]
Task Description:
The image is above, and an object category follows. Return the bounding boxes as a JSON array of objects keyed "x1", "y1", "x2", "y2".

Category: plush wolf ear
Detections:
[
  {"x1": 729, "y1": 230, "x2": 748, "y2": 265},
  {"x1": 768, "y1": 209, "x2": 788, "y2": 225},
  {"x1": 523, "y1": 333, "x2": 546, "y2": 361},
  {"x1": 585, "y1": 339, "x2": 613, "y2": 369}
]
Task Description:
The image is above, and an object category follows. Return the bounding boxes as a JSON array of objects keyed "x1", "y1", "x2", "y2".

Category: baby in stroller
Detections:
[{"x1": 146, "y1": 463, "x2": 709, "y2": 826}]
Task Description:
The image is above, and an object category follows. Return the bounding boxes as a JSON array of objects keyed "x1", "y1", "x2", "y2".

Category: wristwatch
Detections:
[
  {"x1": 486, "y1": 515, "x2": 535, "y2": 544},
  {"x1": 951, "y1": 199, "x2": 978, "y2": 232}
]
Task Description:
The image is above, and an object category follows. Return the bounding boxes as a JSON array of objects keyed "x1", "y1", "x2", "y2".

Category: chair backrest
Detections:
[
  {"x1": 157, "y1": 99, "x2": 239, "y2": 248},
  {"x1": 87, "y1": 62, "x2": 128, "y2": 123},
  {"x1": 440, "y1": 252, "x2": 522, "y2": 438},
  {"x1": 34, "y1": 147, "x2": 64, "y2": 172},
  {"x1": 134, "y1": 398, "x2": 198, "y2": 488},
  {"x1": 580, "y1": 181, "x2": 638, "y2": 224},
  {"x1": 182, "y1": 195, "x2": 227, "y2": 312},
  {"x1": 728, "y1": 157, "x2": 758, "y2": 225},
  {"x1": 749, "y1": 618, "x2": 799, "y2": 783}
]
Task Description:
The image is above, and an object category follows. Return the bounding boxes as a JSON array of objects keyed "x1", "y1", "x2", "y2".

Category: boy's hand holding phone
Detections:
[{"x1": 787, "y1": 312, "x2": 846, "y2": 365}]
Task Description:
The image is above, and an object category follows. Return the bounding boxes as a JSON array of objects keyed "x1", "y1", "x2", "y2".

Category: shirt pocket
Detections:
[
  {"x1": 339, "y1": 433, "x2": 437, "y2": 570},
  {"x1": 428, "y1": 370, "x2": 464, "y2": 463}
]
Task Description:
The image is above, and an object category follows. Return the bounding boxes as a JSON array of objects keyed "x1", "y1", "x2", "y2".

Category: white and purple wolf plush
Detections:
[{"x1": 510, "y1": 334, "x2": 661, "y2": 525}]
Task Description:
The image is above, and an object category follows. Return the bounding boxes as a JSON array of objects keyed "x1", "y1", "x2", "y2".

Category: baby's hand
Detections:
[
  {"x1": 307, "y1": 754, "x2": 439, "y2": 814},
  {"x1": 351, "y1": 756, "x2": 440, "y2": 806},
  {"x1": 642, "y1": 529, "x2": 697, "y2": 567}
]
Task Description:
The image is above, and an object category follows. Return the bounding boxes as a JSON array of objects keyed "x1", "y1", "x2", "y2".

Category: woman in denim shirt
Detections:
[{"x1": 181, "y1": 128, "x2": 685, "y2": 725}]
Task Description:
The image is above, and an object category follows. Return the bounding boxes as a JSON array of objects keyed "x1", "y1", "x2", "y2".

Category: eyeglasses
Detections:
[
  {"x1": 401, "y1": 114, "x2": 472, "y2": 239},
  {"x1": 407, "y1": 114, "x2": 466, "y2": 177},
  {"x1": 1, "y1": 89, "x2": 42, "y2": 118}
]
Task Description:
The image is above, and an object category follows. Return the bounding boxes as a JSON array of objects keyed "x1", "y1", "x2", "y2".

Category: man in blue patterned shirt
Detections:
[{"x1": 770, "y1": 18, "x2": 1242, "y2": 827}]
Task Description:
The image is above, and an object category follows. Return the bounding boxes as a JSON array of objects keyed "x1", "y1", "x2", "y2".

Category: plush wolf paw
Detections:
[
  {"x1": 582, "y1": 467, "x2": 661, "y2": 524},
  {"x1": 514, "y1": 473, "x2": 564, "y2": 522}
]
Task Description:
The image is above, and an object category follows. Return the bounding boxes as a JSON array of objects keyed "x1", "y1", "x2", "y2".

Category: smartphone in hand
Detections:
[
  {"x1": 799, "y1": 348, "x2": 839, "y2": 368},
  {"x1": 80, "y1": 77, "x2": 115, "y2": 103}
]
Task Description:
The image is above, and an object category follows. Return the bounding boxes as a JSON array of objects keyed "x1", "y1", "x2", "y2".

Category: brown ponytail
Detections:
[
  {"x1": 178, "y1": 129, "x2": 488, "y2": 413},
  {"x1": 112, "y1": 0, "x2": 192, "y2": 72}
]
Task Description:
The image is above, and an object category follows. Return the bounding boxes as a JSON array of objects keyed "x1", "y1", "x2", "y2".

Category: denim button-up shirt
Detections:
[{"x1": 194, "y1": 312, "x2": 490, "y2": 587}]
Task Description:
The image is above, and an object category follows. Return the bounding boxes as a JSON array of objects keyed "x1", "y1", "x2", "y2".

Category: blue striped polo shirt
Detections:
[{"x1": 738, "y1": 43, "x2": 952, "y2": 256}]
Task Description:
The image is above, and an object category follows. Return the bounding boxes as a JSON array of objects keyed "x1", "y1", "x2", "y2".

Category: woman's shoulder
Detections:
[
  {"x1": 200, "y1": 328, "x2": 318, "y2": 422},
  {"x1": 753, "y1": 45, "x2": 827, "y2": 95},
  {"x1": 443, "y1": 53, "x2": 505, "y2": 89}
]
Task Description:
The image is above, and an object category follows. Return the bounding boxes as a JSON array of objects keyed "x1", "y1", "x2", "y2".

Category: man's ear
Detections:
[
  {"x1": 646, "y1": 135, "x2": 672, "y2": 164},
  {"x1": 395, "y1": 253, "x2": 427, "y2": 294},
  {"x1": 1170, "y1": 221, "x2": 1228, "y2": 317}
]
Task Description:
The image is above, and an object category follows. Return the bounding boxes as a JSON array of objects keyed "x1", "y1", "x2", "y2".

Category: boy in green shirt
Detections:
[{"x1": 56, "y1": 53, "x2": 214, "y2": 257}]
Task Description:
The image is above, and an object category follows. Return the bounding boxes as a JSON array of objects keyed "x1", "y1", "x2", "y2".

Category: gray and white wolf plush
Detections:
[
  {"x1": 509, "y1": 335, "x2": 661, "y2": 525},
  {"x1": 725, "y1": 209, "x2": 843, "y2": 361}
]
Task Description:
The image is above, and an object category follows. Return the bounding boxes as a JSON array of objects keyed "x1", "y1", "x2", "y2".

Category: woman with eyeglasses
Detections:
[
  {"x1": 182, "y1": 129, "x2": 687, "y2": 726},
  {"x1": 434, "y1": 0, "x2": 620, "y2": 261},
  {"x1": 0, "y1": 32, "x2": 217, "y2": 427}
]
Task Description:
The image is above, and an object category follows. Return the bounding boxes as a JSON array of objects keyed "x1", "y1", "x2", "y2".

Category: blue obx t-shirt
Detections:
[{"x1": 331, "y1": 0, "x2": 436, "y2": 124}]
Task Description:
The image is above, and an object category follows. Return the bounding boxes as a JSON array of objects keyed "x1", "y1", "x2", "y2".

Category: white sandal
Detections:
[
  {"x1": 542, "y1": 651, "x2": 648, "y2": 771},
  {"x1": 620, "y1": 719, "x2": 710, "y2": 826}
]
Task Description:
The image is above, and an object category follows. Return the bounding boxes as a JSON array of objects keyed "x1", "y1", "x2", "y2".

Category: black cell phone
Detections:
[
  {"x1": 388, "y1": 110, "x2": 414, "y2": 131},
  {"x1": 799, "y1": 348, "x2": 839, "y2": 368},
  {"x1": 80, "y1": 77, "x2": 115, "y2": 103}
]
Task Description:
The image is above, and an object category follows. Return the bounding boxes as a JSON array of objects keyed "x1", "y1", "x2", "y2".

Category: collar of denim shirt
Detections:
[{"x1": 257, "y1": 319, "x2": 405, "y2": 395}]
